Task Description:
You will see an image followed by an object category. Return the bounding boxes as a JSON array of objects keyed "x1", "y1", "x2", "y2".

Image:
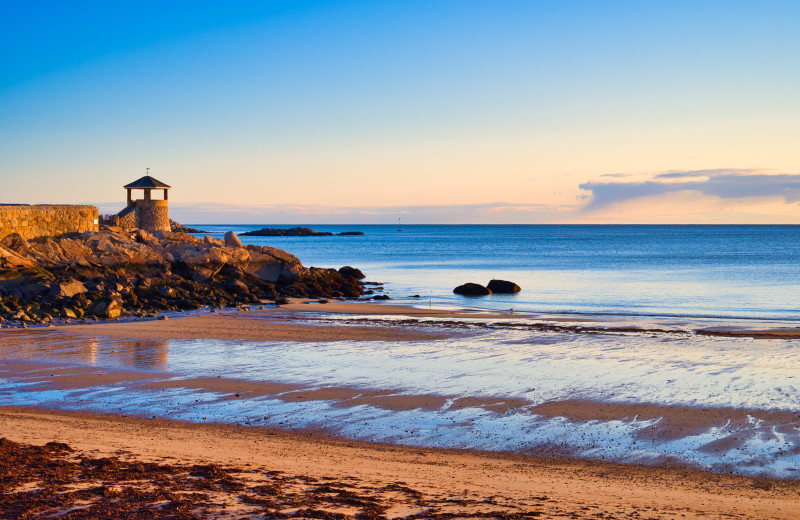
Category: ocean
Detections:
[{"x1": 193, "y1": 224, "x2": 800, "y2": 321}]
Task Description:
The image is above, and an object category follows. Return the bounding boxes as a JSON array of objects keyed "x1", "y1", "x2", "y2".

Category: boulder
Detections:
[
  {"x1": 224, "y1": 231, "x2": 243, "y2": 248},
  {"x1": 453, "y1": 283, "x2": 491, "y2": 296},
  {"x1": 203, "y1": 235, "x2": 224, "y2": 246},
  {"x1": 487, "y1": 279, "x2": 521, "y2": 294},
  {"x1": 15, "y1": 281, "x2": 50, "y2": 300},
  {"x1": 0, "y1": 233, "x2": 29, "y2": 254},
  {"x1": 338, "y1": 266, "x2": 365, "y2": 280},
  {"x1": 244, "y1": 249, "x2": 303, "y2": 282},
  {"x1": 89, "y1": 297, "x2": 122, "y2": 318},
  {"x1": 49, "y1": 279, "x2": 88, "y2": 299}
]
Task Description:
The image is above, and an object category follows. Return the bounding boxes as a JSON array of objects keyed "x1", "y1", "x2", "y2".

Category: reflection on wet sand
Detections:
[
  {"x1": 0, "y1": 329, "x2": 169, "y2": 371},
  {"x1": 114, "y1": 339, "x2": 169, "y2": 370}
]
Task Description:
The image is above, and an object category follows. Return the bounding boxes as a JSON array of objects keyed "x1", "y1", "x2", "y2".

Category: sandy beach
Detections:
[
  {"x1": 54, "y1": 300, "x2": 800, "y2": 340},
  {"x1": 60, "y1": 305, "x2": 460, "y2": 342},
  {"x1": 2, "y1": 406, "x2": 798, "y2": 519},
  {"x1": 3, "y1": 303, "x2": 800, "y2": 517}
]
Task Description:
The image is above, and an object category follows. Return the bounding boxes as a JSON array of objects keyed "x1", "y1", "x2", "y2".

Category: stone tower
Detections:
[{"x1": 118, "y1": 171, "x2": 171, "y2": 233}]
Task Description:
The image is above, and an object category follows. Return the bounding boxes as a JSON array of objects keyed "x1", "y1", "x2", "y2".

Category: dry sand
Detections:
[{"x1": 1, "y1": 406, "x2": 798, "y2": 519}]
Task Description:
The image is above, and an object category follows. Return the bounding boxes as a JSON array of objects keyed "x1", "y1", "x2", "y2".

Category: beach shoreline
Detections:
[
  {"x1": 3, "y1": 300, "x2": 800, "y2": 516},
  {"x1": 46, "y1": 300, "x2": 800, "y2": 340},
  {"x1": 2, "y1": 405, "x2": 798, "y2": 519}
]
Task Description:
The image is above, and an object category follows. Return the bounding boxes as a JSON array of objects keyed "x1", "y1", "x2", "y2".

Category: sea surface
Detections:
[{"x1": 194, "y1": 224, "x2": 800, "y2": 322}]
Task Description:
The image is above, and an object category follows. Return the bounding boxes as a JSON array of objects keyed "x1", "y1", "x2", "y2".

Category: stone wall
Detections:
[
  {"x1": 135, "y1": 200, "x2": 170, "y2": 232},
  {"x1": 0, "y1": 205, "x2": 98, "y2": 241},
  {"x1": 117, "y1": 206, "x2": 137, "y2": 230}
]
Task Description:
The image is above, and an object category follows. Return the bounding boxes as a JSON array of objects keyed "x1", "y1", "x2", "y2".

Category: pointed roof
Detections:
[{"x1": 124, "y1": 175, "x2": 171, "y2": 189}]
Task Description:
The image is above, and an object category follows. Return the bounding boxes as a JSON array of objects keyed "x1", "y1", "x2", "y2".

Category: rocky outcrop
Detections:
[
  {"x1": 242, "y1": 227, "x2": 333, "y2": 237},
  {"x1": 486, "y1": 279, "x2": 521, "y2": 294},
  {"x1": 169, "y1": 220, "x2": 205, "y2": 234},
  {"x1": 241, "y1": 227, "x2": 365, "y2": 237},
  {"x1": 453, "y1": 283, "x2": 492, "y2": 296},
  {"x1": 0, "y1": 229, "x2": 365, "y2": 326}
]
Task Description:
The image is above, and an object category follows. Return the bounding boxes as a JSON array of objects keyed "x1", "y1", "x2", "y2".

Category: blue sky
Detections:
[{"x1": 2, "y1": 1, "x2": 800, "y2": 223}]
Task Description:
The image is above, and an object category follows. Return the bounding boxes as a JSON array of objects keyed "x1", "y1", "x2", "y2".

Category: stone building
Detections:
[{"x1": 110, "y1": 173, "x2": 172, "y2": 233}]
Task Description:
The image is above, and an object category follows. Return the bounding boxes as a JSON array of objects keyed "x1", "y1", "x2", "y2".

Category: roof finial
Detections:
[{"x1": 145, "y1": 167, "x2": 150, "y2": 176}]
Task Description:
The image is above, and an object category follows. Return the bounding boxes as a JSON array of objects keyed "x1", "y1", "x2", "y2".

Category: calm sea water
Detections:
[{"x1": 190, "y1": 224, "x2": 800, "y2": 321}]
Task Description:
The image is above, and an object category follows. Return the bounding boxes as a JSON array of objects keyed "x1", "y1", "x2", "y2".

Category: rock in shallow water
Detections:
[
  {"x1": 487, "y1": 279, "x2": 521, "y2": 294},
  {"x1": 453, "y1": 283, "x2": 491, "y2": 296},
  {"x1": 338, "y1": 266, "x2": 365, "y2": 280}
]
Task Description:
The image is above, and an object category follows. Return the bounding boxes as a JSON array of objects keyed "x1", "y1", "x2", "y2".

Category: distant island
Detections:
[{"x1": 241, "y1": 227, "x2": 364, "y2": 237}]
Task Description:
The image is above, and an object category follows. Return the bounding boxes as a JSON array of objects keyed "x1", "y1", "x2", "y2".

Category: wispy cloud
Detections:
[{"x1": 580, "y1": 169, "x2": 800, "y2": 210}]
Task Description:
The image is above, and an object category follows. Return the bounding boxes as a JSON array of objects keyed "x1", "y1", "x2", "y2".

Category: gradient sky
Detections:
[{"x1": 2, "y1": 1, "x2": 799, "y2": 223}]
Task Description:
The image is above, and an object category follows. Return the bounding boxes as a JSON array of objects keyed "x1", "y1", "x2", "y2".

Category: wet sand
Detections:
[
  {"x1": 61, "y1": 309, "x2": 455, "y2": 342},
  {"x1": 2, "y1": 406, "x2": 798, "y2": 519},
  {"x1": 54, "y1": 301, "x2": 800, "y2": 340}
]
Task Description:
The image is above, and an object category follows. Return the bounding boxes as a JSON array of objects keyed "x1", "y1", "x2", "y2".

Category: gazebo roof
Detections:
[{"x1": 124, "y1": 175, "x2": 171, "y2": 189}]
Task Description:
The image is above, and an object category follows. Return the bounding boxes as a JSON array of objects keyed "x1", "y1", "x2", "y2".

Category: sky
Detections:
[{"x1": 1, "y1": 0, "x2": 799, "y2": 224}]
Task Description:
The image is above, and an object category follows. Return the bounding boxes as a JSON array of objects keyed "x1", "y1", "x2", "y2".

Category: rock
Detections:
[
  {"x1": 373, "y1": 294, "x2": 391, "y2": 300},
  {"x1": 240, "y1": 227, "x2": 333, "y2": 237},
  {"x1": 49, "y1": 279, "x2": 88, "y2": 299},
  {"x1": 228, "y1": 279, "x2": 249, "y2": 293},
  {"x1": 224, "y1": 231, "x2": 242, "y2": 248},
  {"x1": 157, "y1": 287, "x2": 174, "y2": 297},
  {"x1": 338, "y1": 266, "x2": 365, "y2": 280},
  {"x1": 16, "y1": 281, "x2": 50, "y2": 300},
  {"x1": 203, "y1": 235, "x2": 224, "y2": 246},
  {"x1": 337, "y1": 231, "x2": 364, "y2": 236},
  {"x1": 244, "y1": 249, "x2": 303, "y2": 282},
  {"x1": 487, "y1": 279, "x2": 521, "y2": 294},
  {"x1": 89, "y1": 297, "x2": 122, "y2": 318},
  {"x1": 170, "y1": 220, "x2": 205, "y2": 233},
  {"x1": 453, "y1": 283, "x2": 492, "y2": 296},
  {"x1": 1, "y1": 233, "x2": 29, "y2": 254},
  {"x1": 134, "y1": 229, "x2": 153, "y2": 243}
]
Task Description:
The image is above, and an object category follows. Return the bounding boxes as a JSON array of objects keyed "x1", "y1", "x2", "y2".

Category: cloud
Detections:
[
  {"x1": 579, "y1": 169, "x2": 800, "y2": 210},
  {"x1": 652, "y1": 168, "x2": 762, "y2": 180}
]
